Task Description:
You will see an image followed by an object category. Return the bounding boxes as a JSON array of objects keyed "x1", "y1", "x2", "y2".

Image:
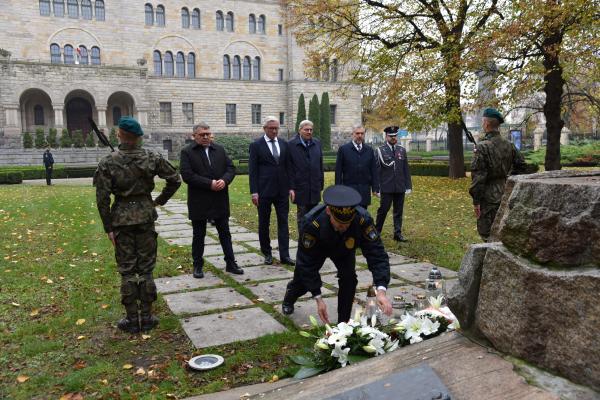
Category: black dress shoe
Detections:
[
  {"x1": 393, "y1": 235, "x2": 408, "y2": 242},
  {"x1": 281, "y1": 257, "x2": 295, "y2": 266},
  {"x1": 225, "y1": 261, "x2": 244, "y2": 275},
  {"x1": 117, "y1": 317, "x2": 140, "y2": 334},
  {"x1": 264, "y1": 255, "x2": 273, "y2": 265},
  {"x1": 282, "y1": 303, "x2": 294, "y2": 315},
  {"x1": 141, "y1": 315, "x2": 159, "y2": 332},
  {"x1": 193, "y1": 265, "x2": 204, "y2": 279}
]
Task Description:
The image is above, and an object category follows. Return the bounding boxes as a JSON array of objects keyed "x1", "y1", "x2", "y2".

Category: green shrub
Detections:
[
  {"x1": 34, "y1": 128, "x2": 47, "y2": 149},
  {"x1": 47, "y1": 128, "x2": 58, "y2": 148},
  {"x1": 109, "y1": 128, "x2": 118, "y2": 147},
  {"x1": 0, "y1": 171, "x2": 23, "y2": 184},
  {"x1": 215, "y1": 136, "x2": 253, "y2": 160},
  {"x1": 23, "y1": 132, "x2": 33, "y2": 148},
  {"x1": 85, "y1": 131, "x2": 95, "y2": 147},
  {"x1": 72, "y1": 130, "x2": 84, "y2": 148},
  {"x1": 524, "y1": 143, "x2": 600, "y2": 166},
  {"x1": 60, "y1": 128, "x2": 71, "y2": 148},
  {"x1": 0, "y1": 166, "x2": 98, "y2": 180}
]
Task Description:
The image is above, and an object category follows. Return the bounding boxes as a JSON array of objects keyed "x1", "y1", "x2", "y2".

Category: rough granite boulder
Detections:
[
  {"x1": 492, "y1": 170, "x2": 600, "y2": 268},
  {"x1": 475, "y1": 244, "x2": 600, "y2": 391}
]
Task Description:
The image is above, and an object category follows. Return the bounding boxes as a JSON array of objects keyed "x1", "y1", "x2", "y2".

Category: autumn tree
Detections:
[{"x1": 284, "y1": 0, "x2": 504, "y2": 178}]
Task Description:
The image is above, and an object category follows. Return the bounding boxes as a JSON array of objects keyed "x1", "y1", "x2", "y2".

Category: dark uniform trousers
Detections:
[
  {"x1": 192, "y1": 218, "x2": 235, "y2": 267},
  {"x1": 375, "y1": 193, "x2": 405, "y2": 237},
  {"x1": 45, "y1": 166, "x2": 53, "y2": 185},
  {"x1": 114, "y1": 222, "x2": 158, "y2": 312},
  {"x1": 477, "y1": 201, "x2": 500, "y2": 241},
  {"x1": 258, "y1": 195, "x2": 290, "y2": 259}
]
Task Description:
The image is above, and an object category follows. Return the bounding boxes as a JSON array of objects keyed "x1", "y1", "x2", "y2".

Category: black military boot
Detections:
[
  {"x1": 118, "y1": 304, "x2": 140, "y2": 334},
  {"x1": 140, "y1": 302, "x2": 159, "y2": 332}
]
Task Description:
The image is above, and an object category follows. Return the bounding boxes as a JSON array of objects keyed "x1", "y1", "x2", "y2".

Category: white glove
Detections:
[{"x1": 405, "y1": 189, "x2": 412, "y2": 195}]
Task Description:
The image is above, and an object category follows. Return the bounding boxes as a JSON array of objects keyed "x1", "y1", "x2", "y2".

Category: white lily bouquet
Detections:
[{"x1": 290, "y1": 295, "x2": 459, "y2": 379}]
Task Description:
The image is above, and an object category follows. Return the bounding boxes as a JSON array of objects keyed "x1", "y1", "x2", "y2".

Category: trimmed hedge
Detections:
[
  {"x1": 0, "y1": 171, "x2": 23, "y2": 184},
  {"x1": 0, "y1": 166, "x2": 97, "y2": 180}
]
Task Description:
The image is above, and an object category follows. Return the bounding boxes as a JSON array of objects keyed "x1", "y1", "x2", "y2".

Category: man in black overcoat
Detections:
[
  {"x1": 288, "y1": 119, "x2": 324, "y2": 231},
  {"x1": 335, "y1": 124, "x2": 379, "y2": 209},
  {"x1": 180, "y1": 122, "x2": 243, "y2": 278}
]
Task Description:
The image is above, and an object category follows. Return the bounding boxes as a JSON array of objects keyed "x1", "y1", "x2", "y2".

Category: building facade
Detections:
[{"x1": 0, "y1": 0, "x2": 361, "y2": 154}]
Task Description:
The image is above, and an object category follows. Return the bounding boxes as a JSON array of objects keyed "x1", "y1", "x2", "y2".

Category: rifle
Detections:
[
  {"x1": 460, "y1": 118, "x2": 476, "y2": 145},
  {"x1": 88, "y1": 117, "x2": 115, "y2": 152}
]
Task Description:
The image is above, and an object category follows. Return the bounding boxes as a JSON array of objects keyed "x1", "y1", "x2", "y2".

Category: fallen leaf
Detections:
[
  {"x1": 101, "y1": 304, "x2": 109, "y2": 309},
  {"x1": 122, "y1": 364, "x2": 134, "y2": 370},
  {"x1": 73, "y1": 360, "x2": 87, "y2": 370},
  {"x1": 77, "y1": 336, "x2": 86, "y2": 340},
  {"x1": 30, "y1": 309, "x2": 40, "y2": 316},
  {"x1": 142, "y1": 334, "x2": 151, "y2": 340},
  {"x1": 269, "y1": 375, "x2": 279, "y2": 383},
  {"x1": 46, "y1": 279, "x2": 53, "y2": 284},
  {"x1": 100, "y1": 379, "x2": 108, "y2": 385},
  {"x1": 11, "y1": 302, "x2": 20, "y2": 307},
  {"x1": 135, "y1": 367, "x2": 146, "y2": 375},
  {"x1": 75, "y1": 319, "x2": 86, "y2": 326},
  {"x1": 17, "y1": 375, "x2": 29, "y2": 383},
  {"x1": 59, "y1": 393, "x2": 84, "y2": 400}
]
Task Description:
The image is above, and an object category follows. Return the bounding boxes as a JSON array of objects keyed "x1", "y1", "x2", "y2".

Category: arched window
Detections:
[
  {"x1": 226, "y1": 11, "x2": 234, "y2": 32},
  {"x1": 253, "y1": 57, "x2": 261, "y2": 80},
  {"x1": 144, "y1": 3, "x2": 153, "y2": 25},
  {"x1": 191, "y1": 8, "x2": 200, "y2": 29},
  {"x1": 232, "y1": 55, "x2": 241, "y2": 80},
  {"x1": 79, "y1": 46, "x2": 88, "y2": 64},
  {"x1": 91, "y1": 46, "x2": 100, "y2": 64},
  {"x1": 187, "y1": 52, "x2": 196, "y2": 78},
  {"x1": 242, "y1": 56, "x2": 251, "y2": 80},
  {"x1": 67, "y1": 0, "x2": 78, "y2": 18},
  {"x1": 40, "y1": 0, "x2": 51, "y2": 16},
  {"x1": 332, "y1": 59, "x2": 338, "y2": 82},
  {"x1": 34, "y1": 105, "x2": 45, "y2": 125},
  {"x1": 248, "y1": 14, "x2": 256, "y2": 34},
  {"x1": 156, "y1": 5, "x2": 165, "y2": 26},
  {"x1": 95, "y1": 0, "x2": 104, "y2": 20},
  {"x1": 216, "y1": 11, "x2": 224, "y2": 31},
  {"x1": 164, "y1": 51, "x2": 174, "y2": 76},
  {"x1": 50, "y1": 44, "x2": 61, "y2": 63},
  {"x1": 53, "y1": 0, "x2": 64, "y2": 17},
  {"x1": 176, "y1": 52, "x2": 185, "y2": 77},
  {"x1": 64, "y1": 45, "x2": 74, "y2": 64},
  {"x1": 112, "y1": 106, "x2": 122, "y2": 126},
  {"x1": 181, "y1": 7, "x2": 189, "y2": 28},
  {"x1": 258, "y1": 15, "x2": 266, "y2": 34},
  {"x1": 81, "y1": 0, "x2": 92, "y2": 19},
  {"x1": 223, "y1": 55, "x2": 230, "y2": 79},
  {"x1": 153, "y1": 50, "x2": 162, "y2": 75}
]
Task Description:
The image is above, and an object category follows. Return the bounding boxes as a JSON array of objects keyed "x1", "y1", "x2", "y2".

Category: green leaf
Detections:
[
  {"x1": 294, "y1": 366, "x2": 326, "y2": 380},
  {"x1": 347, "y1": 354, "x2": 369, "y2": 364},
  {"x1": 289, "y1": 355, "x2": 315, "y2": 366}
]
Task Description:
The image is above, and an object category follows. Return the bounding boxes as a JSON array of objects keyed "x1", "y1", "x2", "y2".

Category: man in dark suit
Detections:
[
  {"x1": 375, "y1": 126, "x2": 412, "y2": 242},
  {"x1": 249, "y1": 116, "x2": 295, "y2": 266},
  {"x1": 43, "y1": 147, "x2": 54, "y2": 185},
  {"x1": 180, "y1": 122, "x2": 243, "y2": 278},
  {"x1": 335, "y1": 124, "x2": 379, "y2": 208},
  {"x1": 288, "y1": 120, "x2": 324, "y2": 231}
]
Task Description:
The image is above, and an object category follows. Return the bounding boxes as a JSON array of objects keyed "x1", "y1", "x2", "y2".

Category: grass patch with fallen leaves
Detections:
[{"x1": 0, "y1": 185, "x2": 311, "y2": 400}]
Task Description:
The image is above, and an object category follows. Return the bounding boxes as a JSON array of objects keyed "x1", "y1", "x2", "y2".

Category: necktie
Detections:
[
  {"x1": 392, "y1": 144, "x2": 395, "y2": 154},
  {"x1": 205, "y1": 147, "x2": 211, "y2": 166},
  {"x1": 357, "y1": 143, "x2": 362, "y2": 152},
  {"x1": 270, "y1": 139, "x2": 279, "y2": 163}
]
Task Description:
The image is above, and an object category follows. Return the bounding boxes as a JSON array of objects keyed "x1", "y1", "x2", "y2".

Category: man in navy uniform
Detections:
[
  {"x1": 375, "y1": 126, "x2": 412, "y2": 242},
  {"x1": 282, "y1": 185, "x2": 393, "y2": 323}
]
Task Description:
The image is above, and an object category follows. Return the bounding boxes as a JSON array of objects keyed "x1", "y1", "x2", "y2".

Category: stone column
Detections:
[
  {"x1": 426, "y1": 136, "x2": 432, "y2": 152},
  {"x1": 54, "y1": 105, "x2": 65, "y2": 129},
  {"x1": 400, "y1": 138, "x2": 411, "y2": 152},
  {"x1": 560, "y1": 127, "x2": 570, "y2": 146},
  {"x1": 97, "y1": 106, "x2": 107, "y2": 131},
  {"x1": 533, "y1": 127, "x2": 543, "y2": 151}
]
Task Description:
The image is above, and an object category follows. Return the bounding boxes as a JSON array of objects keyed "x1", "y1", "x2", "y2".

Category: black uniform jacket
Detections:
[
  {"x1": 296, "y1": 204, "x2": 390, "y2": 296},
  {"x1": 335, "y1": 142, "x2": 379, "y2": 206},
  {"x1": 375, "y1": 144, "x2": 412, "y2": 193}
]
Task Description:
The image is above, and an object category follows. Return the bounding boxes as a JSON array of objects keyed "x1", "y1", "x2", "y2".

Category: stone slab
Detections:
[
  {"x1": 230, "y1": 265, "x2": 293, "y2": 283},
  {"x1": 246, "y1": 239, "x2": 299, "y2": 250},
  {"x1": 203, "y1": 244, "x2": 248, "y2": 257},
  {"x1": 390, "y1": 262, "x2": 457, "y2": 284},
  {"x1": 155, "y1": 273, "x2": 224, "y2": 294},
  {"x1": 181, "y1": 307, "x2": 287, "y2": 349},
  {"x1": 164, "y1": 287, "x2": 253, "y2": 315},
  {"x1": 275, "y1": 296, "x2": 358, "y2": 327},
  {"x1": 230, "y1": 232, "x2": 261, "y2": 242},
  {"x1": 155, "y1": 223, "x2": 192, "y2": 232},
  {"x1": 166, "y1": 237, "x2": 193, "y2": 246},
  {"x1": 321, "y1": 269, "x2": 377, "y2": 291},
  {"x1": 158, "y1": 213, "x2": 187, "y2": 220},
  {"x1": 156, "y1": 217, "x2": 190, "y2": 225},
  {"x1": 387, "y1": 252, "x2": 416, "y2": 265},
  {"x1": 246, "y1": 279, "x2": 332, "y2": 304},
  {"x1": 159, "y1": 229, "x2": 195, "y2": 239},
  {"x1": 206, "y1": 252, "x2": 265, "y2": 268},
  {"x1": 206, "y1": 224, "x2": 249, "y2": 236}
]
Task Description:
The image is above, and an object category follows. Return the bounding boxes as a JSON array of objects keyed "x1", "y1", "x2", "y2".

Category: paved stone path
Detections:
[{"x1": 152, "y1": 193, "x2": 458, "y2": 349}]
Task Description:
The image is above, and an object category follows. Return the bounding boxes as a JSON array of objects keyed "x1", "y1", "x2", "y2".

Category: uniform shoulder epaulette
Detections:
[{"x1": 312, "y1": 220, "x2": 320, "y2": 228}]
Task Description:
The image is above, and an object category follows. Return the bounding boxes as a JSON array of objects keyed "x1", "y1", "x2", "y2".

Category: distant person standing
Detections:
[
  {"x1": 335, "y1": 124, "x2": 379, "y2": 209},
  {"x1": 375, "y1": 126, "x2": 412, "y2": 242},
  {"x1": 180, "y1": 122, "x2": 243, "y2": 278},
  {"x1": 470, "y1": 108, "x2": 526, "y2": 241},
  {"x1": 43, "y1": 147, "x2": 54, "y2": 185},
  {"x1": 288, "y1": 120, "x2": 324, "y2": 231}
]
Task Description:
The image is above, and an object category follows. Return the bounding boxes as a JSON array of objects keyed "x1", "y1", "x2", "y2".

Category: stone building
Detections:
[{"x1": 0, "y1": 0, "x2": 361, "y2": 155}]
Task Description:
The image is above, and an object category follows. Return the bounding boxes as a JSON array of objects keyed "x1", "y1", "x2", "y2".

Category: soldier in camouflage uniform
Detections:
[
  {"x1": 469, "y1": 108, "x2": 526, "y2": 241},
  {"x1": 94, "y1": 116, "x2": 181, "y2": 333}
]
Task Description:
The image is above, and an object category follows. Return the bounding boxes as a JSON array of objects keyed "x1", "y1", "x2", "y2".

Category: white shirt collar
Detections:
[{"x1": 264, "y1": 134, "x2": 278, "y2": 143}]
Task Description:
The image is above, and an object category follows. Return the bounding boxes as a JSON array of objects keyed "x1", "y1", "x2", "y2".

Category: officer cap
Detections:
[
  {"x1": 118, "y1": 116, "x2": 144, "y2": 136},
  {"x1": 383, "y1": 126, "x2": 399, "y2": 136},
  {"x1": 483, "y1": 108, "x2": 504, "y2": 124},
  {"x1": 323, "y1": 185, "x2": 362, "y2": 224}
]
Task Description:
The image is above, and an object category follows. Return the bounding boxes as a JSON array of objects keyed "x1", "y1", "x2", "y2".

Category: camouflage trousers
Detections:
[
  {"x1": 477, "y1": 202, "x2": 500, "y2": 242},
  {"x1": 114, "y1": 223, "x2": 158, "y2": 308}
]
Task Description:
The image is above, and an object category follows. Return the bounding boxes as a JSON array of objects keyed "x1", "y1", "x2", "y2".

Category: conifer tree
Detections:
[
  {"x1": 320, "y1": 92, "x2": 331, "y2": 150},
  {"x1": 308, "y1": 94, "x2": 321, "y2": 139},
  {"x1": 295, "y1": 94, "x2": 306, "y2": 133}
]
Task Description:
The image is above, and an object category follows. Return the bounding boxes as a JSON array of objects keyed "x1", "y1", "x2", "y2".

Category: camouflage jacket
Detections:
[
  {"x1": 469, "y1": 131, "x2": 526, "y2": 205},
  {"x1": 94, "y1": 143, "x2": 181, "y2": 232}
]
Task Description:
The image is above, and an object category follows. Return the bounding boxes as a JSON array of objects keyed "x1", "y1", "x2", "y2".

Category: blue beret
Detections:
[
  {"x1": 483, "y1": 108, "x2": 504, "y2": 124},
  {"x1": 118, "y1": 116, "x2": 144, "y2": 136}
]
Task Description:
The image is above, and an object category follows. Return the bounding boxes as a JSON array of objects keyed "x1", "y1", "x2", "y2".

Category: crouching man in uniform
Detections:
[
  {"x1": 282, "y1": 185, "x2": 393, "y2": 323},
  {"x1": 94, "y1": 116, "x2": 181, "y2": 333}
]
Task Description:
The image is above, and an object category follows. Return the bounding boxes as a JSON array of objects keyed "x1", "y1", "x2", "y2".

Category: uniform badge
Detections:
[
  {"x1": 364, "y1": 225, "x2": 379, "y2": 241},
  {"x1": 302, "y1": 233, "x2": 316, "y2": 249},
  {"x1": 345, "y1": 237, "x2": 355, "y2": 249}
]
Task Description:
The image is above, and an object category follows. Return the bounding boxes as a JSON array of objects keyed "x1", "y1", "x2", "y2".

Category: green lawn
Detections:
[{"x1": 1, "y1": 173, "x2": 479, "y2": 398}]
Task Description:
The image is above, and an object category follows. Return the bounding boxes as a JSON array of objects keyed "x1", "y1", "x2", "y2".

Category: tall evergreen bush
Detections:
[
  {"x1": 34, "y1": 128, "x2": 46, "y2": 148},
  {"x1": 295, "y1": 94, "x2": 306, "y2": 133},
  {"x1": 320, "y1": 92, "x2": 331, "y2": 150},
  {"x1": 23, "y1": 132, "x2": 33, "y2": 148},
  {"x1": 308, "y1": 94, "x2": 321, "y2": 139},
  {"x1": 85, "y1": 131, "x2": 96, "y2": 147},
  {"x1": 47, "y1": 128, "x2": 58, "y2": 148},
  {"x1": 60, "y1": 128, "x2": 71, "y2": 148},
  {"x1": 72, "y1": 130, "x2": 84, "y2": 148}
]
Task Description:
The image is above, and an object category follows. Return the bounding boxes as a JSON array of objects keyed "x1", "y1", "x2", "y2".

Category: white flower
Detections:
[
  {"x1": 448, "y1": 319, "x2": 460, "y2": 330},
  {"x1": 362, "y1": 344, "x2": 377, "y2": 354},
  {"x1": 368, "y1": 337, "x2": 386, "y2": 355},
  {"x1": 420, "y1": 317, "x2": 440, "y2": 336},
  {"x1": 371, "y1": 314, "x2": 377, "y2": 327},
  {"x1": 315, "y1": 338, "x2": 329, "y2": 350},
  {"x1": 428, "y1": 294, "x2": 444, "y2": 309},
  {"x1": 336, "y1": 322, "x2": 354, "y2": 337},
  {"x1": 400, "y1": 314, "x2": 424, "y2": 344},
  {"x1": 327, "y1": 332, "x2": 348, "y2": 347},
  {"x1": 385, "y1": 339, "x2": 399, "y2": 352},
  {"x1": 331, "y1": 344, "x2": 350, "y2": 367}
]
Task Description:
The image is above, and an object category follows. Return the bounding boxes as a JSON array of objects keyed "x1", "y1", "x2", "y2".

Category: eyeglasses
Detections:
[{"x1": 194, "y1": 133, "x2": 211, "y2": 138}]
